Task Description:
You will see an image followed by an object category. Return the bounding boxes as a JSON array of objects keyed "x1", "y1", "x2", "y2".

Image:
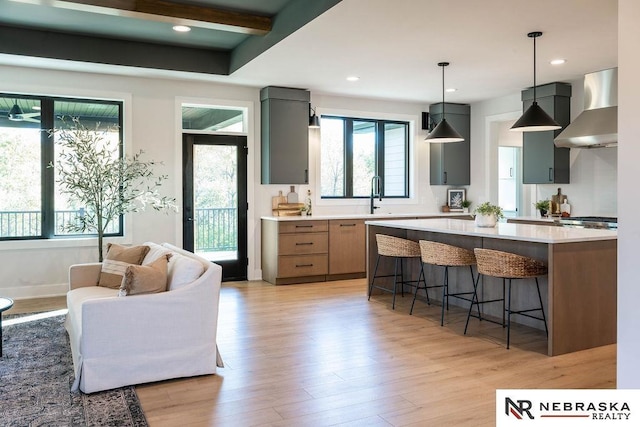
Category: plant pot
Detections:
[
  {"x1": 539, "y1": 209, "x2": 547, "y2": 218},
  {"x1": 474, "y1": 213, "x2": 497, "y2": 228},
  {"x1": 462, "y1": 207, "x2": 469, "y2": 213}
]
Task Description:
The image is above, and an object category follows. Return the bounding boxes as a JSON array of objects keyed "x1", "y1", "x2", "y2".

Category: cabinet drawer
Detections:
[
  {"x1": 278, "y1": 254, "x2": 328, "y2": 277},
  {"x1": 279, "y1": 232, "x2": 328, "y2": 255},
  {"x1": 279, "y1": 220, "x2": 328, "y2": 234}
]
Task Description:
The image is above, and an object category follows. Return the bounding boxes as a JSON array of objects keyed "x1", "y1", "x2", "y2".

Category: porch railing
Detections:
[{"x1": 0, "y1": 208, "x2": 239, "y2": 254}]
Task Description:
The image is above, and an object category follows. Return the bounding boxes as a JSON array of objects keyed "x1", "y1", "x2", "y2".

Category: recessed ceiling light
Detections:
[
  {"x1": 445, "y1": 88, "x2": 457, "y2": 93},
  {"x1": 550, "y1": 58, "x2": 566, "y2": 65},
  {"x1": 173, "y1": 25, "x2": 191, "y2": 33},
  {"x1": 346, "y1": 76, "x2": 360, "y2": 82}
]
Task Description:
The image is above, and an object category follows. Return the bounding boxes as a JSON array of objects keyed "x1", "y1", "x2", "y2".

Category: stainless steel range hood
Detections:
[{"x1": 554, "y1": 67, "x2": 617, "y2": 148}]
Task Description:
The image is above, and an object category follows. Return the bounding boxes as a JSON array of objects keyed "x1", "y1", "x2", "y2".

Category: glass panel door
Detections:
[{"x1": 183, "y1": 134, "x2": 247, "y2": 280}]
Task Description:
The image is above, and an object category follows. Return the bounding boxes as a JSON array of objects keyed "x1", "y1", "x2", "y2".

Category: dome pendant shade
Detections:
[
  {"x1": 511, "y1": 101, "x2": 561, "y2": 132},
  {"x1": 425, "y1": 118, "x2": 464, "y2": 142},
  {"x1": 309, "y1": 113, "x2": 320, "y2": 128},
  {"x1": 426, "y1": 62, "x2": 464, "y2": 143},
  {"x1": 511, "y1": 31, "x2": 561, "y2": 132},
  {"x1": 8, "y1": 102, "x2": 24, "y2": 121}
]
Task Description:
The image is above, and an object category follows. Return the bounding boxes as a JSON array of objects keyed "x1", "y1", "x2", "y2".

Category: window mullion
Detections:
[
  {"x1": 40, "y1": 98, "x2": 55, "y2": 238},
  {"x1": 345, "y1": 119, "x2": 354, "y2": 198},
  {"x1": 376, "y1": 121, "x2": 385, "y2": 197}
]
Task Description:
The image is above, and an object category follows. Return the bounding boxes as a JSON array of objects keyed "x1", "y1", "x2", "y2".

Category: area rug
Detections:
[{"x1": 0, "y1": 313, "x2": 148, "y2": 426}]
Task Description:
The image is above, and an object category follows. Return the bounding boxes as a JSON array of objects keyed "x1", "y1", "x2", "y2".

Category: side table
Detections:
[{"x1": 0, "y1": 297, "x2": 14, "y2": 357}]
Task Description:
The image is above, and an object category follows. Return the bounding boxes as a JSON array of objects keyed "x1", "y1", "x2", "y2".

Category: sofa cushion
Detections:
[
  {"x1": 119, "y1": 253, "x2": 172, "y2": 296},
  {"x1": 141, "y1": 242, "x2": 172, "y2": 265},
  {"x1": 167, "y1": 253, "x2": 205, "y2": 291},
  {"x1": 99, "y1": 244, "x2": 150, "y2": 289}
]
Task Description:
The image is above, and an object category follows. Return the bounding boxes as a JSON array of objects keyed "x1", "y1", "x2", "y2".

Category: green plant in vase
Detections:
[
  {"x1": 473, "y1": 202, "x2": 504, "y2": 227},
  {"x1": 534, "y1": 200, "x2": 550, "y2": 217},
  {"x1": 461, "y1": 199, "x2": 472, "y2": 213}
]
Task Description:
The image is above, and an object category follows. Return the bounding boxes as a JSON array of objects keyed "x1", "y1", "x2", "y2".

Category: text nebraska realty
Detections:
[{"x1": 507, "y1": 398, "x2": 631, "y2": 420}]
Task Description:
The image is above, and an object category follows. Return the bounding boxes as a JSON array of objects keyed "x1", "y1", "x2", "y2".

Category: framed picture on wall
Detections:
[{"x1": 447, "y1": 189, "x2": 466, "y2": 211}]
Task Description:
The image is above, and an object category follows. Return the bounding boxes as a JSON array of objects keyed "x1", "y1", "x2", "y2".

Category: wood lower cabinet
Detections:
[
  {"x1": 262, "y1": 218, "x2": 365, "y2": 285},
  {"x1": 328, "y1": 219, "x2": 365, "y2": 276},
  {"x1": 262, "y1": 219, "x2": 329, "y2": 285}
]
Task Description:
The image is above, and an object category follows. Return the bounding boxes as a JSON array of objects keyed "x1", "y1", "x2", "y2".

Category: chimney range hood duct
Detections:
[{"x1": 554, "y1": 67, "x2": 617, "y2": 148}]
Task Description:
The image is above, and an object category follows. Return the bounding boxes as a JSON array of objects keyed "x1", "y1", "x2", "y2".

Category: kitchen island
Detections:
[{"x1": 366, "y1": 218, "x2": 617, "y2": 356}]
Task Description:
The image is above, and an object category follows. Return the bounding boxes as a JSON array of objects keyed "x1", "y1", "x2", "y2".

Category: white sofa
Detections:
[{"x1": 64, "y1": 242, "x2": 223, "y2": 394}]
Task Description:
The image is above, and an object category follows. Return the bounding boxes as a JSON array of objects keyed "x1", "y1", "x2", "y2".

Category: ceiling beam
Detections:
[{"x1": 52, "y1": 0, "x2": 272, "y2": 35}]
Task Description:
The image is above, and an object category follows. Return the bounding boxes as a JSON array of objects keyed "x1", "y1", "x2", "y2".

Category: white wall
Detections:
[{"x1": 617, "y1": 0, "x2": 640, "y2": 389}]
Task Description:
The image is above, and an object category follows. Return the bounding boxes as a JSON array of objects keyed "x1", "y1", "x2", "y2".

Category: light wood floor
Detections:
[{"x1": 8, "y1": 279, "x2": 616, "y2": 426}]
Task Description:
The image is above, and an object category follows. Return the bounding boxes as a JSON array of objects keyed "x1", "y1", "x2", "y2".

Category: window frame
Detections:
[
  {"x1": 0, "y1": 93, "x2": 124, "y2": 241},
  {"x1": 320, "y1": 115, "x2": 410, "y2": 199}
]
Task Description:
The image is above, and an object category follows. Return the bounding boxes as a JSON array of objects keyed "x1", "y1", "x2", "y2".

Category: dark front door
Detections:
[{"x1": 183, "y1": 134, "x2": 248, "y2": 281}]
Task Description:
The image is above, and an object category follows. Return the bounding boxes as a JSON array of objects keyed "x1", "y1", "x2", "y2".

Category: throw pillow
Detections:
[
  {"x1": 98, "y1": 243, "x2": 150, "y2": 289},
  {"x1": 119, "y1": 253, "x2": 172, "y2": 296}
]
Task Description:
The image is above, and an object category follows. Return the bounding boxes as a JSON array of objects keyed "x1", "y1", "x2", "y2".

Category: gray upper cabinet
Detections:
[
  {"x1": 522, "y1": 83, "x2": 571, "y2": 184},
  {"x1": 429, "y1": 103, "x2": 471, "y2": 185},
  {"x1": 261, "y1": 86, "x2": 310, "y2": 184}
]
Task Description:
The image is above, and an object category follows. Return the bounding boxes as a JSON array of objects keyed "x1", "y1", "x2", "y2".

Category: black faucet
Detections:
[{"x1": 370, "y1": 175, "x2": 382, "y2": 214}]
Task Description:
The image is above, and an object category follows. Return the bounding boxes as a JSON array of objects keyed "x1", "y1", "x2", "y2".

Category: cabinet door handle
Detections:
[
  {"x1": 443, "y1": 171, "x2": 448, "y2": 184},
  {"x1": 548, "y1": 167, "x2": 554, "y2": 182},
  {"x1": 295, "y1": 242, "x2": 313, "y2": 245},
  {"x1": 295, "y1": 225, "x2": 313, "y2": 228},
  {"x1": 509, "y1": 167, "x2": 513, "y2": 178},
  {"x1": 340, "y1": 224, "x2": 356, "y2": 227},
  {"x1": 296, "y1": 264, "x2": 313, "y2": 267},
  {"x1": 304, "y1": 169, "x2": 309, "y2": 184}
]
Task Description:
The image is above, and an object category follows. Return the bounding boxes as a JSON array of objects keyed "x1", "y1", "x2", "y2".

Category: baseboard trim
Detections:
[{"x1": 2, "y1": 283, "x2": 68, "y2": 300}]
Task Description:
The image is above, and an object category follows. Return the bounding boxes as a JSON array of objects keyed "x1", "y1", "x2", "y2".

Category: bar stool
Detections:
[
  {"x1": 465, "y1": 248, "x2": 548, "y2": 349},
  {"x1": 411, "y1": 240, "x2": 477, "y2": 326},
  {"x1": 368, "y1": 234, "x2": 421, "y2": 310}
]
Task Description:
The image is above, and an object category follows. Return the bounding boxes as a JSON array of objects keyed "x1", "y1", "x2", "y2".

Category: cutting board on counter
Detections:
[
  {"x1": 271, "y1": 191, "x2": 287, "y2": 211},
  {"x1": 273, "y1": 202, "x2": 305, "y2": 216}
]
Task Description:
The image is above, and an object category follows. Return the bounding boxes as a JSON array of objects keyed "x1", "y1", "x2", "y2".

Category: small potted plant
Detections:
[
  {"x1": 534, "y1": 200, "x2": 550, "y2": 217},
  {"x1": 474, "y1": 202, "x2": 504, "y2": 227},
  {"x1": 461, "y1": 199, "x2": 472, "y2": 213}
]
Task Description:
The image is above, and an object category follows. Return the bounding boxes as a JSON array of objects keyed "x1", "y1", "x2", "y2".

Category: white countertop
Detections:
[
  {"x1": 366, "y1": 218, "x2": 617, "y2": 244},
  {"x1": 261, "y1": 212, "x2": 471, "y2": 221}
]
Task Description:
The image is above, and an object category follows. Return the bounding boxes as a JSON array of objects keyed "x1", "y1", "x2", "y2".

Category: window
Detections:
[
  {"x1": 0, "y1": 94, "x2": 123, "y2": 240},
  {"x1": 320, "y1": 116, "x2": 409, "y2": 198}
]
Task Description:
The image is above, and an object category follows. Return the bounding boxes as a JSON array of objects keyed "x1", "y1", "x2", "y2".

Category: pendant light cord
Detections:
[
  {"x1": 442, "y1": 64, "x2": 445, "y2": 117},
  {"x1": 533, "y1": 34, "x2": 537, "y2": 102}
]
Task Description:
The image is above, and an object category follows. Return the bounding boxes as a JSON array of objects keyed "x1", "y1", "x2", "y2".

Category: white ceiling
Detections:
[{"x1": 0, "y1": 0, "x2": 618, "y2": 105}]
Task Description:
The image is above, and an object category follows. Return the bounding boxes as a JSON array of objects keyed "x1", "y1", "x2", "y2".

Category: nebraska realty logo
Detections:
[{"x1": 496, "y1": 390, "x2": 640, "y2": 426}]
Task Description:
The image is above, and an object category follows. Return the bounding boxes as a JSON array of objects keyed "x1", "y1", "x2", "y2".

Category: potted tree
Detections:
[
  {"x1": 474, "y1": 202, "x2": 504, "y2": 227},
  {"x1": 51, "y1": 117, "x2": 176, "y2": 261},
  {"x1": 534, "y1": 200, "x2": 550, "y2": 217}
]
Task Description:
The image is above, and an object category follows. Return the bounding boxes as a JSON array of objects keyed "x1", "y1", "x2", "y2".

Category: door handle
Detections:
[
  {"x1": 443, "y1": 171, "x2": 448, "y2": 184},
  {"x1": 509, "y1": 167, "x2": 513, "y2": 178},
  {"x1": 548, "y1": 167, "x2": 554, "y2": 182}
]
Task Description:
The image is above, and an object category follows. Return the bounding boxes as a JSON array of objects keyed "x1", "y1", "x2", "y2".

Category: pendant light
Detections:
[
  {"x1": 510, "y1": 31, "x2": 561, "y2": 132},
  {"x1": 8, "y1": 100, "x2": 24, "y2": 121},
  {"x1": 309, "y1": 105, "x2": 320, "y2": 128},
  {"x1": 425, "y1": 62, "x2": 464, "y2": 143}
]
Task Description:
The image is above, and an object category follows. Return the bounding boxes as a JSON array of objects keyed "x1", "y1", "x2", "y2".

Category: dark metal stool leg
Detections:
[
  {"x1": 410, "y1": 263, "x2": 428, "y2": 315},
  {"x1": 502, "y1": 278, "x2": 506, "y2": 327},
  {"x1": 392, "y1": 257, "x2": 399, "y2": 310},
  {"x1": 506, "y1": 279, "x2": 513, "y2": 350},
  {"x1": 464, "y1": 270, "x2": 482, "y2": 334},
  {"x1": 400, "y1": 258, "x2": 405, "y2": 297},
  {"x1": 368, "y1": 255, "x2": 382, "y2": 300},
  {"x1": 535, "y1": 277, "x2": 548, "y2": 336},
  {"x1": 440, "y1": 266, "x2": 449, "y2": 326}
]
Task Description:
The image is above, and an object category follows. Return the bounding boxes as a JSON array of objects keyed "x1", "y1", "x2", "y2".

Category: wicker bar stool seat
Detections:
[
  {"x1": 410, "y1": 240, "x2": 477, "y2": 327},
  {"x1": 368, "y1": 234, "x2": 422, "y2": 310},
  {"x1": 464, "y1": 248, "x2": 548, "y2": 349}
]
